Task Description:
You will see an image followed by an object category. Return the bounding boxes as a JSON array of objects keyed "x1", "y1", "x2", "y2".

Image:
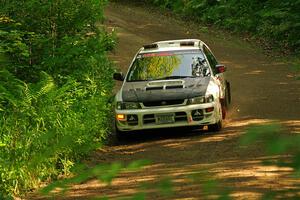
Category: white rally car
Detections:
[{"x1": 113, "y1": 39, "x2": 231, "y2": 137}]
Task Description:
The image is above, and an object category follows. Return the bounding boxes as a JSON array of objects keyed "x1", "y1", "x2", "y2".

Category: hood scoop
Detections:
[
  {"x1": 129, "y1": 88, "x2": 142, "y2": 92},
  {"x1": 146, "y1": 86, "x2": 164, "y2": 91},
  {"x1": 145, "y1": 80, "x2": 185, "y2": 91},
  {"x1": 147, "y1": 80, "x2": 184, "y2": 86},
  {"x1": 165, "y1": 85, "x2": 184, "y2": 89}
]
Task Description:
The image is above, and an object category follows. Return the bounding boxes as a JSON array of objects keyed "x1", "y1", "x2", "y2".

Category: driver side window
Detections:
[{"x1": 203, "y1": 46, "x2": 218, "y2": 75}]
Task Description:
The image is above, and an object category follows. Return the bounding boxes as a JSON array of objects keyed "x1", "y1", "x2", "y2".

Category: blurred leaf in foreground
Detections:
[{"x1": 40, "y1": 160, "x2": 150, "y2": 196}]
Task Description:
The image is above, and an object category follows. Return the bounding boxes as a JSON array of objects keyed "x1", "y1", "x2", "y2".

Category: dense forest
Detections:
[
  {"x1": 0, "y1": 0, "x2": 115, "y2": 198},
  {"x1": 141, "y1": 0, "x2": 300, "y2": 54}
]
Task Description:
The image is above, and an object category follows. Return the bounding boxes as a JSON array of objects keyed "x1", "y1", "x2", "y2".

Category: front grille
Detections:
[
  {"x1": 143, "y1": 99, "x2": 185, "y2": 107},
  {"x1": 175, "y1": 112, "x2": 187, "y2": 122},
  {"x1": 143, "y1": 114, "x2": 155, "y2": 124}
]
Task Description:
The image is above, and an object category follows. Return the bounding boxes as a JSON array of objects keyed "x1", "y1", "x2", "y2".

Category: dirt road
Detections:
[{"x1": 34, "y1": 2, "x2": 300, "y2": 199}]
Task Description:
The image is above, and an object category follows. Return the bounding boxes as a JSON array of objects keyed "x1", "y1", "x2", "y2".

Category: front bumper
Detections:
[{"x1": 115, "y1": 102, "x2": 220, "y2": 132}]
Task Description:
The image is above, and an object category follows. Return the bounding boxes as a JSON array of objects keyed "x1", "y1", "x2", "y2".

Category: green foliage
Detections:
[
  {"x1": 188, "y1": 171, "x2": 231, "y2": 199},
  {"x1": 292, "y1": 62, "x2": 300, "y2": 80},
  {"x1": 157, "y1": 177, "x2": 173, "y2": 197},
  {"x1": 241, "y1": 124, "x2": 300, "y2": 158},
  {"x1": 241, "y1": 123, "x2": 300, "y2": 198},
  {"x1": 40, "y1": 159, "x2": 175, "y2": 200},
  {"x1": 40, "y1": 160, "x2": 151, "y2": 196},
  {"x1": 0, "y1": 0, "x2": 115, "y2": 198},
  {"x1": 141, "y1": 0, "x2": 300, "y2": 53}
]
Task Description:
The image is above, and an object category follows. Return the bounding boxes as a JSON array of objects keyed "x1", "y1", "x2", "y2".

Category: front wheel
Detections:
[
  {"x1": 225, "y1": 81, "x2": 231, "y2": 107},
  {"x1": 114, "y1": 125, "x2": 127, "y2": 141},
  {"x1": 209, "y1": 100, "x2": 223, "y2": 132},
  {"x1": 111, "y1": 119, "x2": 127, "y2": 144},
  {"x1": 208, "y1": 120, "x2": 222, "y2": 132}
]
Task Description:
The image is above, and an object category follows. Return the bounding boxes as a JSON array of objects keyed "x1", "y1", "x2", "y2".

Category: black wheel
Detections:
[
  {"x1": 208, "y1": 120, "x2": 222, "y2": 132},
  {"x1": 226, "y1": 81, "x2": 231, "y2": 106},
  {"x1": 110, "y1": 118, "x2": 127, "y2": 144},
  {"x1": 209, "y1": 101, "x2": 223, "y2": 132},
  {"x1": 114, "y1": 125, "x2": 127, "y2": 141}
]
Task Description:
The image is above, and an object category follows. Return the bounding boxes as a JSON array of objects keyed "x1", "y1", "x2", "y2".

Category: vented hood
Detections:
[{"x1": 121, "y1": 77, "x2": 210, "y2": 102}]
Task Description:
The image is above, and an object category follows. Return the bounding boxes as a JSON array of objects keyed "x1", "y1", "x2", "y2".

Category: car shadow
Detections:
[{"x1": 109, "y1": 124, "x2": 227, "y2": 146}]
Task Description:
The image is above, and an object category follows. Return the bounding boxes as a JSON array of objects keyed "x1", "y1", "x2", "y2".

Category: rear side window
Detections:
[{"x1": 203, "y1": 46, "x2": 218, "y2": 75}]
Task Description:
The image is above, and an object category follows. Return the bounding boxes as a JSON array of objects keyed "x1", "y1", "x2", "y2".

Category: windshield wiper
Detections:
[
  {"x1": 127, "y1": 79, "x2": 148, "y2": 82},
  {"x1": 155, "y1": 76, "x2": 195, "y2": 80}
]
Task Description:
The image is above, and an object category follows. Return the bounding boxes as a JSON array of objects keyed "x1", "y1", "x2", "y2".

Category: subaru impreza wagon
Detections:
[{"x1": 113, "y1": 39, "x2": 231, "y2": 137}]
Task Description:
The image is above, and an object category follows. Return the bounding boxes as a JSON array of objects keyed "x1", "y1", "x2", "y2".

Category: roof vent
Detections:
[
  {"x1": 180, "y1": 41, "x2": 195, "y2": 46},
  {"x1": 143, "y1": 43, "x2": 158, "y2": 49}
]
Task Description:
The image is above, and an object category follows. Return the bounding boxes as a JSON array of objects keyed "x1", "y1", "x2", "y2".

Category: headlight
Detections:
[
  {"x1": 116, "y1": 102, "x2": 141, "y2": 110},
  {"x1": 188, "y1": 94, "x2": 214, "y2": 105},
  {"x1": 205, "y1": 94, "x2": 214, "y2": 103}
]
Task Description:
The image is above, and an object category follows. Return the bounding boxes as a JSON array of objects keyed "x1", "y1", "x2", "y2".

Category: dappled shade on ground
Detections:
[{"x1": 29, "y1": 2, "x2": 300, "y2": 200}]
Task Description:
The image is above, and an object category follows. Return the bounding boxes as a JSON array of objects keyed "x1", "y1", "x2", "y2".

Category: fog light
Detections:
[
  {"x1": 205, "y1": 107, "x2": 214, "y2": 112},
  {"x1": 117, "y1": 114, "x2": 126, "y2": 121}
]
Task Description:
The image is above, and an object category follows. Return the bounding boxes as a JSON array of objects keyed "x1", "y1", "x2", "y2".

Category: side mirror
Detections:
[
  {"x1": 113, "y1": 72, "x2": 124, "y2": 81},
  {"x1": 216, "y1": 64, "x2": 226, "y2": 74}
]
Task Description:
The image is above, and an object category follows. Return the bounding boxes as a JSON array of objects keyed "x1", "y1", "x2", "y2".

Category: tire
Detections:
[
  {"x1": 114, "y1": 125, "x2": 127, "y2": 141},
  {"x1": 208, "y1": 120, "x2": 222, "y2": 132},
  {"x1": 222, "y1": 81, "x2": 231, "y2": 119},
  {"x1": 226, "y1": 81, "x2": 231, "y2": 106},
  {"x1": 110, "y1": 118, "x2": 127, "y2": 144},
  {"x1": 208, "y1": 101, "x2": 223, "y2": 132},
  {"x1": 220, "y1": 97, "x2": 227, "y2": 119},
  {"x1": 221, "y1": 105, "x2": 227, "y2": 119}
]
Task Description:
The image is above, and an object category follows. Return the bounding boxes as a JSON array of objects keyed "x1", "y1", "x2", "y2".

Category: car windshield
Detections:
[{"x1": 126, "y1": 50, "x2": 210, "y2": 82}]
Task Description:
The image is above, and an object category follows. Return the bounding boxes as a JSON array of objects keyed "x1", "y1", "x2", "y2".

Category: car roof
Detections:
[{"x1": 139, "y1": 39, "x2": 206, "y2": 54}]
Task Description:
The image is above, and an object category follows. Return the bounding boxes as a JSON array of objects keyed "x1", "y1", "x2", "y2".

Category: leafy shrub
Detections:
[{"x1": 0, "y1": 0, "x2": 115, "y2": 198}]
